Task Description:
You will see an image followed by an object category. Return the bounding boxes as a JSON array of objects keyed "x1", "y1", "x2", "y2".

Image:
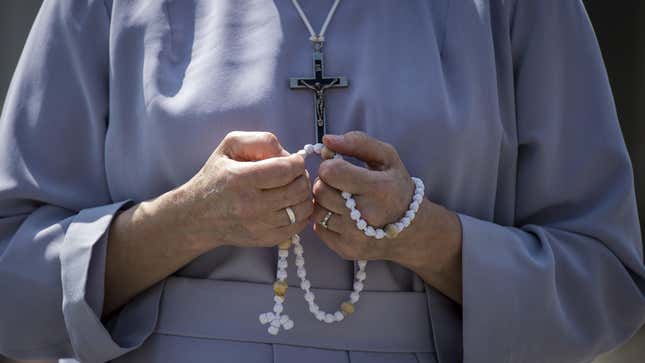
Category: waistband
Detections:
[{"x1": 154, "y1": 277, "x2": 435, "y2": 353}]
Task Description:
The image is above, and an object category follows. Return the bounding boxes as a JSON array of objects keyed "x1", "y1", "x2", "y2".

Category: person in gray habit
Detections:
[{"x1": 0, "y1": 0, "x2": 643, "y2": 362}]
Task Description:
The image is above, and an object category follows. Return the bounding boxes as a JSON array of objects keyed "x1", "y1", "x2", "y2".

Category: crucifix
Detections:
[{"x1": 290, "y1": 43, "x2": 348, "y2": 143}]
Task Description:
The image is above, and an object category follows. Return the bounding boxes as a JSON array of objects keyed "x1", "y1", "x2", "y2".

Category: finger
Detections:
[
  {"x1": 312, "y1": 178, "x2": 347, "y2": 214},
  {"x1": 318, "y1": 158, "x2": 381, "y2": 195},
  {"x1": 219, "y1": 131, "x2": 289, "y2": 161},
  {"x1": 264, "y1": 199, "x2": 314, "y2": 227},
  {"x1": 262, "y1": 174, "x2": 311, "y2": 209},
  {"x1": 311, "y1": 205, "x2": 346, "y2": 234},
  {"x1": 263, "y1": 219, "x2": 310, "y2": 245},
  {"x1": 323, "y1": 131, "x2": 397, "y2": 168},
  {"x1": 242, "y1": 153, "x2": 306, "y2": 189}
]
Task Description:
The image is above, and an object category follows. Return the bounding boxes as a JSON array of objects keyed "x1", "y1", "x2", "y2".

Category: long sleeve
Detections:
[
  {"x1": 459, "y1": 1, "x2": 645, "y2": 362},
  {"x1": 0, "y1": 1, "x2": 162, "y2": 361}
]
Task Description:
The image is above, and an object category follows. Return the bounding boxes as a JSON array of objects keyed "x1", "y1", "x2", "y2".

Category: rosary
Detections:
[{"x1": 258, "y1": 0, "x2": 426, "y2": 335}]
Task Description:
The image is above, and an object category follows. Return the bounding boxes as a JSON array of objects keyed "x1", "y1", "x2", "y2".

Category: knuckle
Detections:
[
  {"x1": 382, "y1": 142, "x2": 396, "y2": 155},
  {"x1": 346, "y1": 130, "x2": 366, "y2": 141},
  {"x1": 224, "y1": 131, "x2": 242, "y2": 143},
  {"x1": 261, "y1": 132, "x2": 279, "y2": 146},
  {"x1": 318, "y1": 161, "x2": 338, "y2": 181},
  {"x1": 288, "y1": 155, "x2": 306, "y2": 175}
]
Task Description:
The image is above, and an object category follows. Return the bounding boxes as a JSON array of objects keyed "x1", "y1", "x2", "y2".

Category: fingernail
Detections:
[{"x1": 324, "y1": 134, "x2": 341, "y2": 143}]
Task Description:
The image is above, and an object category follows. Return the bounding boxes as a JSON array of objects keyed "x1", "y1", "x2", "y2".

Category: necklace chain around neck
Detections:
[{"x1": 291, "y1": 0, "x2": 342, "y2": 44}]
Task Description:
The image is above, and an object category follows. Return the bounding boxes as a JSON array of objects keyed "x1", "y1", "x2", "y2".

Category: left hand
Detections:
[{"x1": 311, "y1": 131, "x2": 417, "y2": 261}]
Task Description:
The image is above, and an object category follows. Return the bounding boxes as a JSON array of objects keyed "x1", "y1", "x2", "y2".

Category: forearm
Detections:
[
  {"x1": 391, "y1": 199, "x2": 463, "y2": 304},
  {"x1": 103, "y1": 186, "x2": 215, "y2": 318}
]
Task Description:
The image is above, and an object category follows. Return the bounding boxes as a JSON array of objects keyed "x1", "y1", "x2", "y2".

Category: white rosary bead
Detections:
[
  {"x1": 341, "y1": 191, "x2": 352, "y2": 200},
  {"x1": 280, "y1": 315, "x2": 290, "y2": 325},
  {"x1": 313, "y1": 143, "x2": 324, "y2": 153},
  {"x1": 271, "y1": 318, "x2": 282, "y2": 328},
  {"x1": 304, "y1": 144, "x2": 314, "y2": 154},
  {"x1": 278, "y1": 260, "x2": 288, "y2": 269},
  {"x1": 401, "y1": 217, "x2": 411, "y2": 228},
  {"x1": 294, "y1": 245, "x2": 304, "y2": 256},
  {"x1": 273, "y1": 303, "x2": 284, "y2": 314},
  {"x1": 266, "y1": 312, "x2": 276, "y2": 321},
  {"x1": 309, "y1": 303, "x2": 319, "y2": 313},
  {"x1": 277, "y1": 270, "x2": 287, "y2": 280},
  {"x1": 358, "y1": 260, "x2": 367, "y2": 269},
  {"x1": 268, "y1": 325, "x2": 280, "y2": 335},
  {"x1": 356, "y1": 271, "x2": 366, "y2": 281},
  {"x1": 300, "y1": 280, "x2": 311, "y2": 290},
  {"x1": 413, "y1": 194, "x2": 423, "y2": 202},
  {"x1": 350, "y1": 291, "x2": 360, "y2": 303},
  {"x1": 283, "y1": 319, "x2": 294, "y2": 330},
  {"x1": 353, "y1": 281, "x2": 364, "y2": 292},
  {"x1": 259, "y1": 313, "x2": 270, "y2": 325},
  {"x1": 297, "y1": 267, "x2": 307, "y2": 278},
  {"x1": 374, "y1": 228, "x2": 385, "y2": 239},
  {"x1": 295, "y1": 256, "x2": 305, "y2": 267},
  {"x1": 324, "y1": 313, "x2": 335, "y2": 323},
  {"x1": 364, "y1": 226, "x2": 376, "y2": 237},
  {"x1": 316, "y1": 310, "x2": 325, "y2": 321},
  {"x1": 292, "y1": 234, "x2": 301, "y2": 244},
  {"x1": 410, "y1": 201, "x2": 420, "y2": 212},
  {"x1": 333, "y1": 154, "x2": 343, "y2": 160},
  {"x1": 304, "y1": 291, "x2": 315, "y2": 302},
  {"x1": 345, "y1": 198, "x2": 356, "y2": 209},
  {"x1": 356, "y1": 219, "x2": 367, "y2": 230},
  {"x1": 350, "y1": 209, "x2": 361, "y2": 221},
  {"x1": 405, "y1": 210, "x2": 415, "y2": 219},
  {"x1": 334, "y1": 311, "x2": 345, "y2": 321},
  {"x1": 274, "y1": 296, "x2": 285, "y2": 304},
  {"x1": 278, "y1": 249, "x2": 289, "y2": 258}
]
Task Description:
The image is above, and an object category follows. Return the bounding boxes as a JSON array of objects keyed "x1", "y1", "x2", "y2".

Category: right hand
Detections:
[{"x1": 175, "y1": 131, "x2": 313, "y2": 249}]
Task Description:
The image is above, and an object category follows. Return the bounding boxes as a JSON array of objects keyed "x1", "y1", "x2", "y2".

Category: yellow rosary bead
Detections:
[
  {"x1": 320, "y1": 146, "x2": 335, "y2": 160},
  {"x1": 273, "y1": 281, "x2": 288, "y2": 297},
  {"x1": 384, "y1": 224, "x2": 400, "y2": 239},
  {"x1": 278, "y1": 239, "x2": 292, "y2": 249},
  {"x1": 340, "y1": 301, "x2": 355, "y2": 315}
]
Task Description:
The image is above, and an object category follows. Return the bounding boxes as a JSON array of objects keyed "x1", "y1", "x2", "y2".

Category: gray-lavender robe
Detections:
[{"x1": 1, "y1": 0, "x2": 644, "y2": 362}]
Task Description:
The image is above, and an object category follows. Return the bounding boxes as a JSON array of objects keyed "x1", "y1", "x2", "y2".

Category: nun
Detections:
[{"x1": 0, "y1": 0, "x2": 644, "y2": 362}]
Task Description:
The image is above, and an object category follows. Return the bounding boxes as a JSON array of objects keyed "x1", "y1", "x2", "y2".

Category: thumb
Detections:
[
  {"x1": 323, "y1": 131, "x2": 396, "y2": 168},
  {"x1": 218, "y1": 131, "x2": 289, "y2": 161}
]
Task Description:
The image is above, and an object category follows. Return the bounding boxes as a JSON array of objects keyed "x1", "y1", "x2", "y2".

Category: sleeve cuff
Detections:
[
  {"x1": 457, "y1": 212, "x2": 541, "y2": 362},
  {"x1": 60, "y1": 200, "x2": 164, "y2": 362}
]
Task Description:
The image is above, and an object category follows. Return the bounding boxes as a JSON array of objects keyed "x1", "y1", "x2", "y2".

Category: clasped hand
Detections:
[{"x1": 180, "y1": 130, "x2": 425, "y2": 262}]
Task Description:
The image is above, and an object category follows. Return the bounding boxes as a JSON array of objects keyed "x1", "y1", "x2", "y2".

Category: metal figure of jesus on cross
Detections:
[{"x1": 290, "y1": 43, "x2": 348, "y2": 143}]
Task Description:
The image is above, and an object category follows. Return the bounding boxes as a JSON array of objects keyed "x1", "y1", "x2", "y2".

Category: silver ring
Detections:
[
  {"x1": 320, "y1": 211, "x2": 333, "y2": 229},
  {"x1": 285, "y1": 207, "x2": 296, "y2": 224}
]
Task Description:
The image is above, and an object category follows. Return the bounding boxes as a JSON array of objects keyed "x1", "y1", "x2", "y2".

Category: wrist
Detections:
[
  {"x1": 391, "y1": 199, "x2": 463, "y2": 289},
  {"x1": 150, "y1": 183, "x2": 223, "y2": 252},
  {"x1": 388, "y1": 198, "x2": 436, "y2": 268}
]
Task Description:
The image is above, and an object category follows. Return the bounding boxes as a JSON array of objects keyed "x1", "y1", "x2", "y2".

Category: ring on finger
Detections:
[
  {"x1": 285, "y1": 207, "x2": 296, "y2": 224},
  {"x1": 320, "y1": 211, "x2": 333, "y2": 229}
]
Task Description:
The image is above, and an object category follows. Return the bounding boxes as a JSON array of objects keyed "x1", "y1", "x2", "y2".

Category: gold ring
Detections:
[
  {"x1": 320, "y1": 211, "x2": 333, "y2": 229},
  {"x1": 285, "y1": 207, "x2": 296, "y2": 224}
]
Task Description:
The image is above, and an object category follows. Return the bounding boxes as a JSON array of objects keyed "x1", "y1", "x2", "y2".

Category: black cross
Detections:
[{"x1": 290, "y1": 46, "x2": 348, "y2": 143}]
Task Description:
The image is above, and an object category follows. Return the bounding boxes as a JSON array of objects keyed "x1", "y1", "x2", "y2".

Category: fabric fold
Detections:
[{"x1": 60, "y1": 199, "x2": 165, "y2": 362}]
